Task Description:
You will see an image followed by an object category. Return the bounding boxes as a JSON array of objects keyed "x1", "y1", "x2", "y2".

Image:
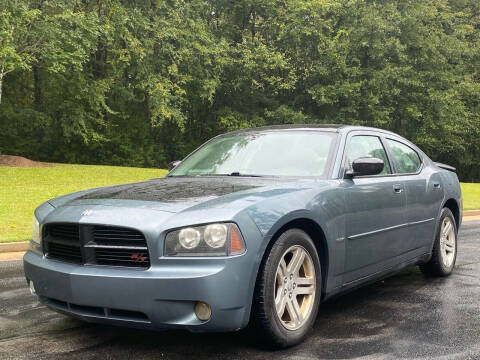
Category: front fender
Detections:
[{"x1": 244, "y1": 184, "x2": 345, "y2": 296}]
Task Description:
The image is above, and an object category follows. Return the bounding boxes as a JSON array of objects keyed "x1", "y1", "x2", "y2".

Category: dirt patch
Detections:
[{"x1": 0, "y1": 155, "x2": 52, "y2": 167}]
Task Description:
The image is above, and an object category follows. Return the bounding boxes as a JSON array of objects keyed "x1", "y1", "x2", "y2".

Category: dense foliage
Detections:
[{"x1": 1, "y1": 0, "x2": 479, "y2": 180}]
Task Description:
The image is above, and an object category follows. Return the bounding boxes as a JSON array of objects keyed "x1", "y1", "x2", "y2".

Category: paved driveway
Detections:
[{"x1": 1, "y1": 221, "x2": 479, "y2": 360}]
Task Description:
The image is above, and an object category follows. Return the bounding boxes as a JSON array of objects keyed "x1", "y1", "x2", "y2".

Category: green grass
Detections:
[
  {"x1": 0, "y1": 164, "x2": 167, "y2": 243},
  {"x1": 460, "y1": 182, "x2": 480, "y2": 211},
  {"x1": 0, "y1": 165, "x2": 478, "y2": 243}
]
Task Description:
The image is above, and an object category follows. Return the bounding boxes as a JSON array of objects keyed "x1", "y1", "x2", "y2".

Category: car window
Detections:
[
  {"x1": 346, "y1": 135, "x2": 391, "y2": 175},
  {"x1": 386, "y1": 139, "x2": 422, "y2": 174}
]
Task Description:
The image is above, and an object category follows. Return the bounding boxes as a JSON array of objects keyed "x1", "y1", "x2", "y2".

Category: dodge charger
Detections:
[{"x1": 24, "y1": 125, "x2": 462, "y2": 347}]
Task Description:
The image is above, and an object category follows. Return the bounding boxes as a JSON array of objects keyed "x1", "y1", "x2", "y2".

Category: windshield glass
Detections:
[{"x1": 169, "y1": 131, "x2": 337, "y2": 177}]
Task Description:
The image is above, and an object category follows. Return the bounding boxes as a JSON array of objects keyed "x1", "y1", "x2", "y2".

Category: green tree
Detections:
[
  {"x1": 0, "y1": 0, "x2": 479, "y2": 180},
  {"x1": 0, "y1": 3, "x2": 40, "y2": 104}
]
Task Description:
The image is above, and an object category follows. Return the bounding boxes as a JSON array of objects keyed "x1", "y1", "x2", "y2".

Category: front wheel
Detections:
[
  {"x1": 252, "y1": 229, "x2": 322, "y2": 348},
  {"x1": 419, "y1": 208, "x2": 457, "y2": 277}
]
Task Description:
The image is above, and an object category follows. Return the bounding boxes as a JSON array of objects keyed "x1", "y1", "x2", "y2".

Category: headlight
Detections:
[
  {"x1": 178, "y1": 228, "x2": 201, "y2": 249},
  {"x1": 164, "y1": 223, "x2": 246, "y2": 257},
  {"x1": 32, "y1": 216, "x2": 41, "y2": 245},
  {"x1": 204, "y1": 224, "x2": 228, "y2": 248}
]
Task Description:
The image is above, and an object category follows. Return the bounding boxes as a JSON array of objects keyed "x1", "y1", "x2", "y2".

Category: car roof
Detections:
[{"x1": 222, "y1": 124, "x2": 400, "y2": 137}]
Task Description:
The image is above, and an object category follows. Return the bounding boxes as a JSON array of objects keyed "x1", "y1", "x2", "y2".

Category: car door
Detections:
[
  {"x1": 341, "y1": 133, "x2": 409, "y2": 283},
  {"x1": 384, "y1": 138, "x2": 442, "y2": 253}
]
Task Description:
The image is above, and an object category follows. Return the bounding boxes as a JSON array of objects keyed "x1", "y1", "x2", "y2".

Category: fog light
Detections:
[
  {"x1": 194, "y1": 301, "x2": 211, "y2": 321},
  {"x1": 29, "y1": 280, "x2": 36, "y2": 296}
]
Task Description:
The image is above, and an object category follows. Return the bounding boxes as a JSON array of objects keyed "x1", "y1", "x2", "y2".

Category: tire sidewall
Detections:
[{"x1": 261, "y1": 229, "x2": 322, "y2": 346}]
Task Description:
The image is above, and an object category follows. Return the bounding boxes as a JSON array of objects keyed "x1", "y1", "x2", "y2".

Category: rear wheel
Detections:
[
  {"x1": 252, "y1": 229, "x2": 322, "y2": 348},
  {"x1": 419, "y1": 208, "x2": 457, "y2": 277}
]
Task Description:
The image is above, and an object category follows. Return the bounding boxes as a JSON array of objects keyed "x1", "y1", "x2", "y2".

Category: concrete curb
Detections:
[
  {"x1": 0, "y1": 251, "x2": 25, "y2": 261},
  {"x1": 464, "y1": 210, "x2": 480, "y2": 216},
  {"x1": 0, "y1": 241, "x2": 29, "y2": 253}
]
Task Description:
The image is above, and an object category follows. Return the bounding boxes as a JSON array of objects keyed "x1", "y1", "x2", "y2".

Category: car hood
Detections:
[{"x1": 48, "y1": 176, "x2": 325, "y2": 214}]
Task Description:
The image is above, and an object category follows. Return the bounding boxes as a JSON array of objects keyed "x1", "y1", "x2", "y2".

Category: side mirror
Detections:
[
  {"x1": 168, "y1": 160, "x2": 181, "y2": 171},
  {"x1": 345, "y1": 157, "x2": 384, "y2": 178}
]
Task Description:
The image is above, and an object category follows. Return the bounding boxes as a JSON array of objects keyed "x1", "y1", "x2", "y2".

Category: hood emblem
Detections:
[{"x1": 81, "y1": 209, "x2": 94, "y2": 216}]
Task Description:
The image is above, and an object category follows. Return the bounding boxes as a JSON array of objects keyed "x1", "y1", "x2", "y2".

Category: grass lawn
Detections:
[
  {"x1": 460, "y1": 182, "x2": 480, "y2": 211},
  {"x1": 0, "y1": 164, "x2": 167, "y2": 243}
]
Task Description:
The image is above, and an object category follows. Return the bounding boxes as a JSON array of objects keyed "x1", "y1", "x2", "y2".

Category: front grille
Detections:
[
  {"x1": 94, "y1": 248, "x2": 150, "y2": 267},
  {"x1": 46, "y1": 224, "x2": 80, "y2": 242},
  {"x1": 92, "y1": 226, "x2": 146, "y2": 246},
  {"x1": 43, "y1": 223, "x2": 150, "y2": 268},
  {"x1": 47, "y1": 242, "x2": 83, "y2": 263},
  {"x1": 48, "y1": 223, "x2": 80, "y2": 240},
  {"x1": 44, "y1": 224, "x2": 82, "y2": 263}
]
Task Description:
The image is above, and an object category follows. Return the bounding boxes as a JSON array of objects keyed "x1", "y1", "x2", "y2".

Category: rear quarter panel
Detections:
[{"x1": 439, "y1": 169, "x2": 462, "y2": 223}]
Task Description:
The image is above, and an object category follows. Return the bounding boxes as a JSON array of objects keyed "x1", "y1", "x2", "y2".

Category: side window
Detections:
[
  {"x1": 385, "y1": 139, "x2": 422, "y2": 174},
  {"x1": 346, "y1": 136, "x2": 391, "y2": 175}
]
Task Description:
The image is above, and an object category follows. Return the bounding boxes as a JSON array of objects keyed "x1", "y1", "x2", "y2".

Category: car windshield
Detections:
[{"x1": 169, "y1": 131, "x2": 337, "y2": 177}]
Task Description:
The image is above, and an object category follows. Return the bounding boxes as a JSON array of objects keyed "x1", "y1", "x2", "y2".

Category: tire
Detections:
[
  {"x1": 419, "y1": 208, "x2": 457, "y2": 277},
  {"x1": 252, "y1": 229, "x2": 322, "y2": 348}
]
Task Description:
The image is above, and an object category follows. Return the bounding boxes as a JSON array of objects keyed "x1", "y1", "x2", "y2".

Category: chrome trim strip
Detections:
[
  {"x1": 83, "y1": 244, "x2": 148, "y2": 250},
  {"x1": 408, "y1": 218, "x2": 435, "y2": 226},
  {"x1": 347, "y1": 218, "x2": 435, "y2": 240},
  {"x1": 348, "y1": 223, "x2": 409, "y2": 240}
]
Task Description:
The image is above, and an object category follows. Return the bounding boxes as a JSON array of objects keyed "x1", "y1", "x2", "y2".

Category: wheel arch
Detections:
[
  {"x1": 443, "y1": 198, "x2": 460, "y2": 229},
  {"x1": 257, "y1": 217, "x2": 329, "y2": 297}
]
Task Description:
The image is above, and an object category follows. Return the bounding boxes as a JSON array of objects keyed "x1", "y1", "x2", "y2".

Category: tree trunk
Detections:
[
  {"x1": 0, "y1": 68, "x2": 13, "y2": 105},
  {"x1": 146, "y1": 92, "x2": 152, "y2": 125},
  {"x1": 33, "y1": 65, "x2": 41, "y2": 109},
  {"x1": 251, "y1": 7, "x2": 256, "y2": 40},
  {"x1": 0, "y1": 73, "x2": 3, "y2": 105}
]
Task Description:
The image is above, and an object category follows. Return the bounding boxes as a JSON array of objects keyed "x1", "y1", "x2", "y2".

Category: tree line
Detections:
[{"x1": 0, "y1": 0, "x2": 479, "y2": 181}]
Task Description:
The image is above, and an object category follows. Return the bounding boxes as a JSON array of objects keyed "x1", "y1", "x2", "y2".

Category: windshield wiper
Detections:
[{"x1": 228, "y1": 172, "x2": 262, "y2": 177}]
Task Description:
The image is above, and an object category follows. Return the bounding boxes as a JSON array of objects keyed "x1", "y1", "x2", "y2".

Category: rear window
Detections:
[{"x1": 386, "y1": 139, "x2": 422, "y2": 174}]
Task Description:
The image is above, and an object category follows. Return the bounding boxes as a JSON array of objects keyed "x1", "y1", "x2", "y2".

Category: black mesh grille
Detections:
[
  {"x1": 43, "y1": 223, "x2": 149, "y2": 268},
  {"x1": 93, "y1": 226, "x2": 146, "y2": 247},
  {"x1": 94, "y1": 248, "x2": 150, "y2": 267},
  {"x1": 44, "y1": 224, "x2": 81, "y2": 263},
  {"x1": 41, "y1": 297, "x2": 150, "y2": 323},
  {"x1": 91, "y1": 225, "x2": 149, "y2": 267},
  {"x1": 47, "y1": 223, "x2": 80, "y2": 241},
  {"x1": 47, "y1": 242, "x2": 82, "y2": 263}
]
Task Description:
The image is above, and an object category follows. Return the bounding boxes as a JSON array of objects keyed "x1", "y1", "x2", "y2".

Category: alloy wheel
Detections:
[
  {"x1": 274, "y1": 245, "x2": 316, "y2": 330},
  {"x1": 439, "y1": 217, "x2": 456, "y2": 268}
]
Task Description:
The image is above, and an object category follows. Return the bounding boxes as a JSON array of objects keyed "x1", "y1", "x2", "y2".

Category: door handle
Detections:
[
  {"x1": 393, "y1": 184, "x2": 403, "y2": 194},
  {"x1": 433, "y1": 183, "x2": 441, "y2": 189}
]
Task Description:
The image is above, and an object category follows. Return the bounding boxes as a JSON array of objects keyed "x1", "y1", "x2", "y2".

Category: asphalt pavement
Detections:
[{"x1": 1, "y1": 221, "x2": 479, "y2": 360}]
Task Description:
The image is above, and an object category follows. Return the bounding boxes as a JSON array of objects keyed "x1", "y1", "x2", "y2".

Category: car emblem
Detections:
[
  {"x1": 131, "y1": 253, "x2": 147, "y2": 262},
  {"x1": 81, "y1": 209, "x2": 94, "y2": 216}
]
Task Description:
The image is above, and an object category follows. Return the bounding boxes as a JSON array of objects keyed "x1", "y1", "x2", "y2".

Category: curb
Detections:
[
  {"x1": 464, "y1": 210, "x2": 480, "y2": 216},
  {"x1": 0, "y1": 251, "x2": 25, "y2": 261},
  {"x1": 0, "y1": 241, "x2": 29, "y2": 253}
]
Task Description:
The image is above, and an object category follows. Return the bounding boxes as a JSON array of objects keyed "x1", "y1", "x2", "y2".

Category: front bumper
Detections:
[{"x1": 23, "y1": 250, "x2": 253, "y2": 332}]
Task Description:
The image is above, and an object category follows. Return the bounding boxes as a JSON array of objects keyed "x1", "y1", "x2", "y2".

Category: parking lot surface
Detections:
[{"x1": 1, "y1": 221, "x2": 479, "y2": 360}]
